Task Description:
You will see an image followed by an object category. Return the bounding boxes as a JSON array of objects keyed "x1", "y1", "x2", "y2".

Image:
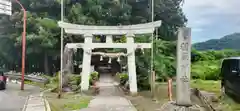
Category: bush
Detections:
[
  {"x1": 117, "y1": 73, "x2": 128, "y2": 86},
  {"x1": 191, "y1": 60, "x2": 221, "y2": 80},
  {"x1": 68, "y1": 74, "x2": 81, "y2": 86},
  {"x1": 89, "y1": 71, "x2": 99, "y2": 85},
  {"x1": 45, "y1": 71, "x2": 99, "y2": 92},
  {"x1": 137, "y1": 74, "x2": 150, "y2": 90},
  {"x1": 90, "y1": 71, "x2": 99, "y2": 80},
  {"x1": 116, "y1": 73, "x2": 150, "y2": 90}
]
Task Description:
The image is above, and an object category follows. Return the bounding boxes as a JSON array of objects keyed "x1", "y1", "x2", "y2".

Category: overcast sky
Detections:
[{"x1": 182, "y1": 0, "x2": 240, "y2": 43}]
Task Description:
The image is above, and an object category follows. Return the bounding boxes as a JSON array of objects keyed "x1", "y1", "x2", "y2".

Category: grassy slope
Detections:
[
  {"x1": 191, "y1": 60, "x2": 240, "y2": 110},
  {"x1": 191, "y1": 80, "x2": 240, "y2": 111}
]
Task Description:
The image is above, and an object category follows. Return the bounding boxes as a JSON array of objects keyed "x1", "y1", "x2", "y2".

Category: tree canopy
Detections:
[{"x1": 0, "y1": 0, "x2": 186, "y2": 73}]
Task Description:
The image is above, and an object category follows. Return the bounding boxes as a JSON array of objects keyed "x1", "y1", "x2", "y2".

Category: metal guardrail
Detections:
[{"x1": 4, "y1": 73, "x2": 49, "y2": 83}]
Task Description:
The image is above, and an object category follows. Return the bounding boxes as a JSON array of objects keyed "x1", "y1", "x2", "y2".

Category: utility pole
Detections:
[
  {"x1": 150, "y1": 0, "x2": 155, "y2": 97},
  {"x1": 0, "y1": 0, "x2": 27, "y2": 90},
  {"x1": 14, "y1": 0, "x2": 27, "y2": 90},
  {"x1": 58, "y1": 0, "x2": 64, "y2": 98}
]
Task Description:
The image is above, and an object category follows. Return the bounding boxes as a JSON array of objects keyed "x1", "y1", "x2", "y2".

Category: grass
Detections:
[
  {"x1": 23, "y1": 75, "x2": 94, "y2": 111},
  {"x1": 190, "y1": 79, "x2": 240, "y2": 111},
  {"x1": 151, "y1": 79, "x2": 240, "y2": 110},
  {"x1": 191, "y1": 79, "x2": 221, "y2": 96},
  {"x1": 24, "y1": 80, "x2": 46, "y2": 88},
  {"x1": 44, "y1": 92, "x2": 92, "y2": 111}
]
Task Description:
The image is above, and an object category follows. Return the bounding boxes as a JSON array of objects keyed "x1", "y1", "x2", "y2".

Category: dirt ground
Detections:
[
  {"x1": 126, "y1": 91, "x2": 169, "y2": 111},
  {"x1": 124, "y1": 83, "x2": 174, "y2": 111},
  {"x1": 125, "y1": 81, "x2": 240, "y2": 111},
  {"x1": 125, "y1": 88, "x2": 206, "y2": 111}
]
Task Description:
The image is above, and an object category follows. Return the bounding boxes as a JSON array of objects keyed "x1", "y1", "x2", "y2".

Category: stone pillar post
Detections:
[
  {"x1": 176, "y1": 27, "x2": 192, "y2": 106},
  {"x1": 126, "y1": 33, "x2": 138, "y2": 94},
  {"x1": 81, "y1": 34, "x2": 93, "y2": 91},
  {"x1": 106, "y1": 35, "x2": 112, "y2": 43}
]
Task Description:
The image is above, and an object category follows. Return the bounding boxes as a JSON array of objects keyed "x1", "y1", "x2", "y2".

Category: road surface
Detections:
[{"x1": 0, "y1": 82, "x2": 40, "y2": 111}]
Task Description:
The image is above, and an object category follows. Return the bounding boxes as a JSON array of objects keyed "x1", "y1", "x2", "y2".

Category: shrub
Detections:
[
  {"x1": 191, "y1": 60, "x2": 221, "y2": 80},
  {"x1": 116, "y1": 73, "x2": 150, "y2": 90},
  {"x1": 116, "y1": 73, "x2": 128, "y2": 86},
  {"x1": 45, "y1": 71, "x2": 99, "y2": 92},
  {"x1": 68, "y1": 74, "x2": 81, "y2": 86},
  {"x1": 89, "y1": 71, "x2": 99, "y2": 85},
  {"x1": 90, "y1": 71, "x2": 99, "y2": 80},
  {"x1": 137, "y1": 74, "x2": 150, "y2": 90}
]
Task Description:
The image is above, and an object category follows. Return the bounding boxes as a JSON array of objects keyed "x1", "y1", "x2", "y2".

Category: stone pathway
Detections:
[
  {"x1": 24, "y1": 95, "x2": 46, "y2": 111},
  {"x1": 80, "y1": 74, "x2": 137, "y2": 111}
]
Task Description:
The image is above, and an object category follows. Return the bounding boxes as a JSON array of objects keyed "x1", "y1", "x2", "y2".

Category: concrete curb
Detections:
[
  {"x1": 21, "y1": 89, "x2": 52, "y2": 111},
  {"x1": 23, "y1": 95, "x2": 45, "y2": 111},
  {"x1": 6, "y1": 78, "x2": 52, "y2": 111},
  {"x1": 22, "y1": 96, "x2": 30, "y2": 111},
  {"x1": 41, "y1": 88, "x2": 53, "y2": 111},
  {"x1": 44, "y1": 97, "x2": 51, "y2": 111},
  {"x1": 126, "y1": 99, "x2": 138, "y2": 111}
]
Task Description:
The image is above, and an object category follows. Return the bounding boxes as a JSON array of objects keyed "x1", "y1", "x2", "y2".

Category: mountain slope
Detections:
[{"x1": 193, "y1": 33, "x2": 240, "y2": 50}]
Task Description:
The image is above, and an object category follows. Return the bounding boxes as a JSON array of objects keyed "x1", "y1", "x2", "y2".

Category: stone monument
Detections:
[{"x1": 159, "y1": 27, "x2": 204, "y2": 111}]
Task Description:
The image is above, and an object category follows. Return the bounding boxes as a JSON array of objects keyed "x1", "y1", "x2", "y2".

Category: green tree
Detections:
[{"x1": 0, "y1": 0, "x2": 187, "y2": 85}]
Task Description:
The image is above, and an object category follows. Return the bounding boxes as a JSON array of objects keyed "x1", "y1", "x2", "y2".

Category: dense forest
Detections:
[
  {"x1": 193, "y1": 33, "x2": 240, "y2": 50},
  {"x1": 0, "y1": 0, "x2": 240, "y2": 89}
]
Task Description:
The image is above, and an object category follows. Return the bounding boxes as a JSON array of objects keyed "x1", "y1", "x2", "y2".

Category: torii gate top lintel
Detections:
[{"x1": 58, "y1": 21, "x2": 162, "y2": 36}]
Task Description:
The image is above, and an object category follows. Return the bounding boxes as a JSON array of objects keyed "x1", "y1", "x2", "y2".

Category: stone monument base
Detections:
[{"x1": 159, "y1": 101, "x2": 204, "y2": 111}]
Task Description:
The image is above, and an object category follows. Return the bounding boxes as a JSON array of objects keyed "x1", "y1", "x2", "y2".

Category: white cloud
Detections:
[
  {"x1": 192, "y1": 28, "x2": 203, "y2": 33},
  {"x1": 182, "y1": 0, "x2": 240, "y2": 42},
  {"x1": 183, "y1": 0, "x2": 240, "y2": 24},
  {"x1": 190, "y1": 19, "x2": 211, "y2": 27},
  {"x1": 183, "y1": 0, "x2": 240, "y2": 14}
]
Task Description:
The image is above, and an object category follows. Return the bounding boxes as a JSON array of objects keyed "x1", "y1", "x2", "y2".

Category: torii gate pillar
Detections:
[
  {"x1": 126, "y1": 34, "x2": 138, "y2": 93},
  {"x1": 81, "y1": 34, "x2": 93, "y2": 91}
]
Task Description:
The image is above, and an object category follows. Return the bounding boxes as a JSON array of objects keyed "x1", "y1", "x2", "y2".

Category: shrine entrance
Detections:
[
  {"x1": 92, "y1": 52, "x2": 123, "y2": 75},
  {"x1": 58, "y1": 21, "x2": 162, "y2": 94}
]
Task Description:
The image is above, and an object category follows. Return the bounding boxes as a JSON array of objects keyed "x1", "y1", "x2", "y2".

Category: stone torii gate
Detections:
[{"x1": 58, "y1": 21, "x2": 162, "y2": 94}]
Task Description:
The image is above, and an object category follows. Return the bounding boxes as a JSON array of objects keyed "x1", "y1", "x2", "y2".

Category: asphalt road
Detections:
[{"x1": 0, "y1": 82, "x2": 40, "y2": 111}]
